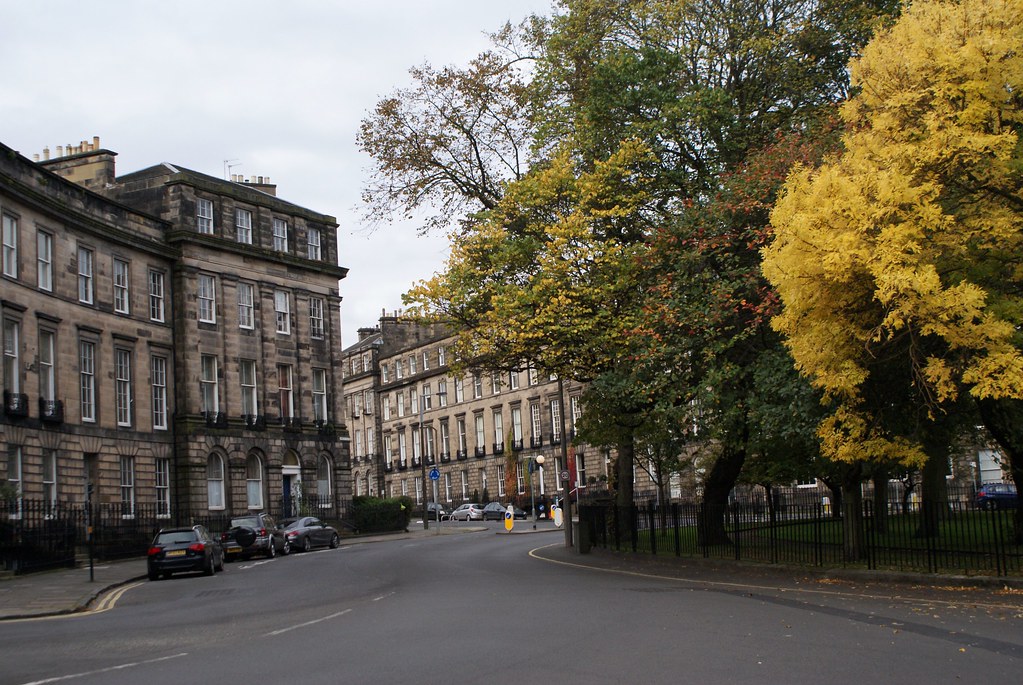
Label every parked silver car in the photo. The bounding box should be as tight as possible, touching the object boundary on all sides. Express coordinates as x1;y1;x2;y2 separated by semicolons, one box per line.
448;503;484;521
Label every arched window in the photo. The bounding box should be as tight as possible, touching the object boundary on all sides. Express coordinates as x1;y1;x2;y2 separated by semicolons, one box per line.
207;454;225;510
354;471;363;497
246;453;264;509
317;455;332;504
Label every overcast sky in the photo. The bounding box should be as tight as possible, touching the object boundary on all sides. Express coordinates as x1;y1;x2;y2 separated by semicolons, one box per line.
0;0;553;347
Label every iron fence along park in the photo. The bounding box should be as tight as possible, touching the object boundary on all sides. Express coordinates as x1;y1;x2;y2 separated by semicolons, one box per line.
578;486;1022;577
1;496;352;574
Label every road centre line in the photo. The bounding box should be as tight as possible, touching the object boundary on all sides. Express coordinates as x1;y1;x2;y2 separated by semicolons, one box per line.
18;653;188;685
528;544;1023;611
265;608;352;636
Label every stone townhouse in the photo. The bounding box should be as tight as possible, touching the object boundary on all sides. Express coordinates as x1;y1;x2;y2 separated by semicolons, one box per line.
2;137;351;523
1;140;177;515
342;313;619;514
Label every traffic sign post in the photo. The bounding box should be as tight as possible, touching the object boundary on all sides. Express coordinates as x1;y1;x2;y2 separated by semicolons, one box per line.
504;505;514;532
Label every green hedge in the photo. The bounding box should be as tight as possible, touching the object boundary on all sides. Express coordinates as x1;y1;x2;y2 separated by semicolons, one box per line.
352;496;413;533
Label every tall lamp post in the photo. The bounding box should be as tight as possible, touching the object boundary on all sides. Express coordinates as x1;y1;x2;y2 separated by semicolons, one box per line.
526;454;545;530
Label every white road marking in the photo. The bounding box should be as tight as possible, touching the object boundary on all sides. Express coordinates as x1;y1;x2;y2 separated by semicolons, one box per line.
265;608;352;636
18;653;188;685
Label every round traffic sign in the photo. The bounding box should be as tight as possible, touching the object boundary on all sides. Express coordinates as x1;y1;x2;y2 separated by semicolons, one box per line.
429;467;440;480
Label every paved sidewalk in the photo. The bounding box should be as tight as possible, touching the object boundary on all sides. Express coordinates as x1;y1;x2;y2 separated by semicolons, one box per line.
0;523;558;621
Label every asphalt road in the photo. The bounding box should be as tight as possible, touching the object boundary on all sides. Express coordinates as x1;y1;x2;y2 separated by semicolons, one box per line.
2;524;1021;684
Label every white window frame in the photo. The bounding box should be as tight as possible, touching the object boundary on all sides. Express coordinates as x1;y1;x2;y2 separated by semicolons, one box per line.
77;245;94;304
278;364;294;418
461;470;469;499
207;454;225;510
550;399;562;442
37;230;52;291
42;449;57;511
237;282;254;329
201;354;219;415
120;455;136;518
7;446;22;518
474;414;485;451
198;274;216;323
275;290;291;334
196;198;214;234
313;368;327;423
156;457;171;517
2;213;17;279
113;258;130;314
497;464;506;497
236;208;253;244
317;456;332;503
246;454;264;509
438;379;448;407
3;319;19;395
79;340;95;422
307;227;322;260
151;355;168;430
493;409;504;448
149;269;165;322
273;218;289;252
115;348;132;427
309;297;325;339
39;328;55;401
240;359;258;416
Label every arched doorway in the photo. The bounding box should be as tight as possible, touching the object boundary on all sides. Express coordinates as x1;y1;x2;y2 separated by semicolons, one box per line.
281;450;302;517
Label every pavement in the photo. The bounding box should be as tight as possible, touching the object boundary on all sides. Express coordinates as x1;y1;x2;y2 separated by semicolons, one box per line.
3;521;1021;621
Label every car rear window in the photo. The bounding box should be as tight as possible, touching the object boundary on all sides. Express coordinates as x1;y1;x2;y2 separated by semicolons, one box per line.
157;531;197;544
231;517;260;528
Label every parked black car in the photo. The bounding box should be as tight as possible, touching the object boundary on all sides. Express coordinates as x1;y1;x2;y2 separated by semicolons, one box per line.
220;513;289;560
482;502;527;521
147;525;224;580
425;502;449;521
279;516;341;552
976;482;1018;510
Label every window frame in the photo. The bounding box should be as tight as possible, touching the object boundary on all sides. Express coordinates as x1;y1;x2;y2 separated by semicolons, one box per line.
207;453;226;510
79;339;96;423
240;359;258;416
312;368;327;424
307;227;322;260
274;290;291;334
309;297;325;339
113;258;131;314
237;282;254;329
115;348;133;427
2;213;17;279
196;198;214;234
77;245;94;304
198;274;217;324
37;230;52;291
148;269;166;322
200;354;219;415
151;354;168;430
235;208;253;244
273;217;289;252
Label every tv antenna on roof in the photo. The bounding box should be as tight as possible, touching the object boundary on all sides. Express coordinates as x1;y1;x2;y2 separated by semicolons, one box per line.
224;159;240;180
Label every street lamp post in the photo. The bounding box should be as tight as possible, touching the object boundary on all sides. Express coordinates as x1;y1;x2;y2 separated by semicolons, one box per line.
526;454;545;530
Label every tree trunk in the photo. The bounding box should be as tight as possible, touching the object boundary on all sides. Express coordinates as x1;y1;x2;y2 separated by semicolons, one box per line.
871;467;890;534
840;464;866;562
916;420;952;538
977;397;1023;545
698;443;746;546
614;434;636;547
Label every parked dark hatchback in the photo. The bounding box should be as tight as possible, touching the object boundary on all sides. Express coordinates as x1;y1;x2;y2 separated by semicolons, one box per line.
280;516;340;552
482;502;527;521
220;513;289;560
147;525;224;580
976;483;1018;510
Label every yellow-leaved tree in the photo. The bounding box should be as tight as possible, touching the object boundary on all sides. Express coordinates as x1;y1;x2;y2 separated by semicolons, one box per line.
763;0;1023;539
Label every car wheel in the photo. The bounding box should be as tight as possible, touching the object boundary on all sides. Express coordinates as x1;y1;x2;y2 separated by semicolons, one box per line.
148;569;159;581
302;536;312;553
330;533;340;548
282;539;291;555
162;572;172;579
267;540;277;559
216;554;225;572
204;555;215;576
